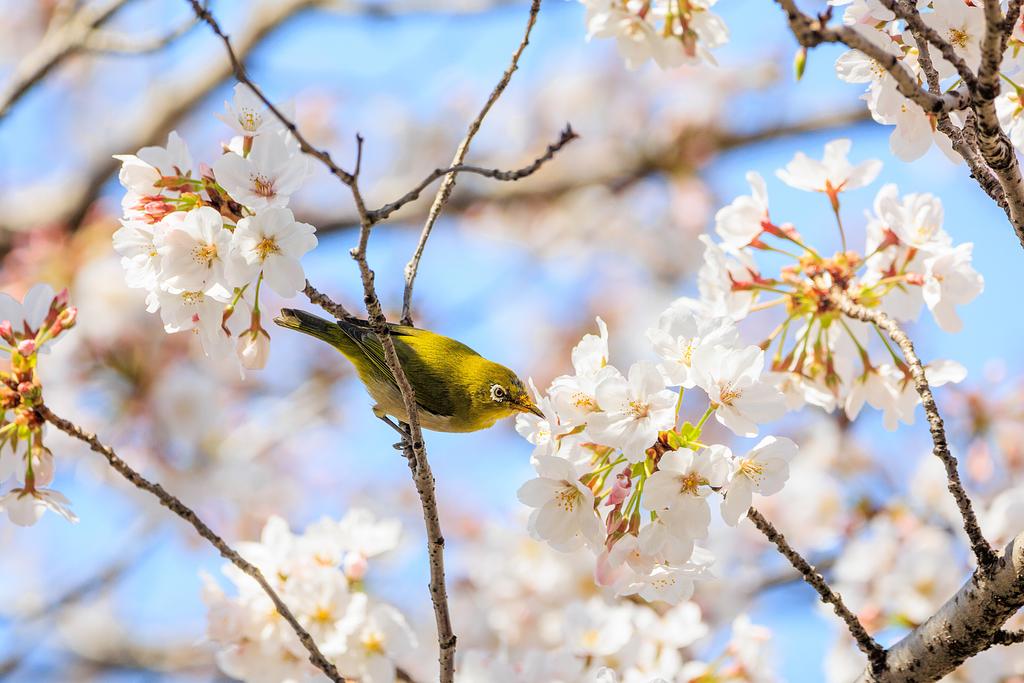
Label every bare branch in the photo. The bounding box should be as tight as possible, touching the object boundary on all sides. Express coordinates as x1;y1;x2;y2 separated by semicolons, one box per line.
746;507;887;674
81;10;201;55
855;533;1024;682
401;0;543;325
828;288;997;568
303;280;355;320
0;0;134;121
36;404;346;682
369;124;579;223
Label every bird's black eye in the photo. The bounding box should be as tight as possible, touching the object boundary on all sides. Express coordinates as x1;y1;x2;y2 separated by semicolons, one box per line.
490;384;507;402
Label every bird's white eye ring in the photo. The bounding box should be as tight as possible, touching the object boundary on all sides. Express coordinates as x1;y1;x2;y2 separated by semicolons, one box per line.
490;384;507;402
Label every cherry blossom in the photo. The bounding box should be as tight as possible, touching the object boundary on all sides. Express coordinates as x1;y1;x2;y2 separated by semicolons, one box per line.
517;454;604;551
213;132;309;210
720;436;798;526
225;207;318;297
586;361;677;460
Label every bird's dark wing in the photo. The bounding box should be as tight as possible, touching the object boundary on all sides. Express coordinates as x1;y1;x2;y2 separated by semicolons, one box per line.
334;319;477;419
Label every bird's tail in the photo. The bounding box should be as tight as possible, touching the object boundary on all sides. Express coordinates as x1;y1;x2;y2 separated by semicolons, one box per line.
274;308;348;348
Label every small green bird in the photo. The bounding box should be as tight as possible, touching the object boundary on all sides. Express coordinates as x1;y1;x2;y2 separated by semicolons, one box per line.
274;308;543;432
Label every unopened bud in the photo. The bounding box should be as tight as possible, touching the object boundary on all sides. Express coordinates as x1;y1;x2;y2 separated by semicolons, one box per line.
343;552;368;581
794;47;807;81
16;339;36;356
57;306;77;331
0;320;14;345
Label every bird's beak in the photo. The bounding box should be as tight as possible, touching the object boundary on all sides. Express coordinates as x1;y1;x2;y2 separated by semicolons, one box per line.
518;398;545;419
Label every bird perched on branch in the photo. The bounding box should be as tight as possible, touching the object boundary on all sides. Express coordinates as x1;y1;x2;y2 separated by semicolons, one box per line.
274;308;543;432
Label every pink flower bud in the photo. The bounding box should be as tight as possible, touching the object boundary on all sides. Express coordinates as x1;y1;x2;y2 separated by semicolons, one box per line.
604;468;632;507
16;339;36;356
343;552;368;581
17;381;33;394
0;320;14;345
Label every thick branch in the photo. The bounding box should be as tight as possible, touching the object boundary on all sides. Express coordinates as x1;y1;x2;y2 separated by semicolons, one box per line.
401;0;542;324
746;507;887;673
828;288;997;567
36;405;346;683
855;533;1024;682
772;0;970;114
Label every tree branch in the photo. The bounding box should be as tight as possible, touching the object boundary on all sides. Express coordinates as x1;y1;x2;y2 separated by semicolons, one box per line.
400;0;542;325
828;288;997;568
772;0;970;114
855;533;1024;682
0;0;134;121
746;507;887;674
36;404;347;683
368;124;578;223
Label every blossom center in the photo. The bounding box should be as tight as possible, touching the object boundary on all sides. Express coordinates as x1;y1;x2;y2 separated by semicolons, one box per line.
573;392;598;412
555;485;582;512
678;472;704;495
239;108;261;132
180;290;206;306
651;575;677;590
255;236;280;261
250;173;276;198
192;242;219;266
361;629;385;654
947;27;969;49
718;382;742;405
739;458;764;482
627;399;650;419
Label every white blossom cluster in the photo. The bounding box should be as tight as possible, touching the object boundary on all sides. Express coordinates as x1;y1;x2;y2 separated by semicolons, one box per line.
581;0;729;70
454;521;780;682
832;0;1024;161
515;304;796;604
515;137;982;604
708;138;981;429
0;284;78;526
202;509;415;683
112;84;318;373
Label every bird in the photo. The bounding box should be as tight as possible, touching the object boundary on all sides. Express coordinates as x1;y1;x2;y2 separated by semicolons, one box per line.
274;308;544;433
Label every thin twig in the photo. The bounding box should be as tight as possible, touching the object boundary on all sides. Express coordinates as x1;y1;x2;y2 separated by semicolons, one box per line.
401;0;543;325
303;280;355;320
828;288;997;568
746;507;887;674
369;124;578;223
186;0;356;187
37;404;347;683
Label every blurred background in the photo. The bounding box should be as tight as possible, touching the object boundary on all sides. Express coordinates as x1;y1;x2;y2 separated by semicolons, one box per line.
2;0;1024;681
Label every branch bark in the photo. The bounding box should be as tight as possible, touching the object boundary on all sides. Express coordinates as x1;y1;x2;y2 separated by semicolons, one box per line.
828;288;997;568
854;532;1024;682
37;404;347;683
746;507;887;674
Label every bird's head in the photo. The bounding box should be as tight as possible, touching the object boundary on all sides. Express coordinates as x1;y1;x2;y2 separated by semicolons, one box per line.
468;360;544;424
